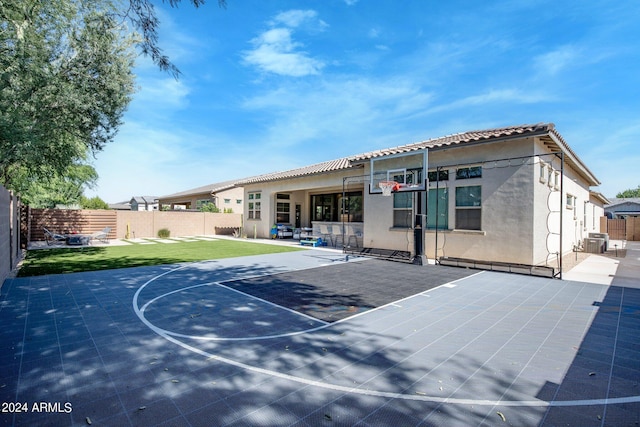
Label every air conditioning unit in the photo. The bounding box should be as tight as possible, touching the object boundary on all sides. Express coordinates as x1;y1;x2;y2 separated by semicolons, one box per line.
584;238;604;254
588;232;609;251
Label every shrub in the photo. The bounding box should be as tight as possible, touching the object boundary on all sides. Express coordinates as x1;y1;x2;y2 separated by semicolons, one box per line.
157;228;170;238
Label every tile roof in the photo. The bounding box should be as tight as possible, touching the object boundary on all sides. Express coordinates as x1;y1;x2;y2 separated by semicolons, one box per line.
349;123;562;161
159;180;239;199
236;158;354;185
238;123;599;186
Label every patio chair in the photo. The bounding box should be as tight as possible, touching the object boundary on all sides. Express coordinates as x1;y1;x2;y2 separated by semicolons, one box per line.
343;224;360;249
43;227;66;246
318;224;334;247
89;227;111;244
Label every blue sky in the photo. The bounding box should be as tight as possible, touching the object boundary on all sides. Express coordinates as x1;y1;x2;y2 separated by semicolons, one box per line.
86;0;640;203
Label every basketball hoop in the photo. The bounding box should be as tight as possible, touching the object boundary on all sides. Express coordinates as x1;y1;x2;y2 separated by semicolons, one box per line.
379;181;400;196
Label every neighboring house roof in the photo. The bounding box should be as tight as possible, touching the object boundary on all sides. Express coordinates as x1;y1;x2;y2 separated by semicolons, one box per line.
238;123;600;187
131;196;159;204
159;180;240;199
605;198;640;217
109;202;131;210
605;197;640;208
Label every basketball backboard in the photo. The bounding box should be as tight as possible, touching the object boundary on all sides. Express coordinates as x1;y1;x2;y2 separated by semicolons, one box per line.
369;149;428;194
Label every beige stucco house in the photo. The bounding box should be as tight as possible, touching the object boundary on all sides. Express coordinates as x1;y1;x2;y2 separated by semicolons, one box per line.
238;123;607;270
157;180;244;214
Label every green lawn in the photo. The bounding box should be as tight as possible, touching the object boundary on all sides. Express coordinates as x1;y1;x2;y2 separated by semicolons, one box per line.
18;239;303;277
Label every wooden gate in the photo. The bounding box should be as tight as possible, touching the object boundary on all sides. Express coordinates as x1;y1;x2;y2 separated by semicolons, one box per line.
607;219;626;240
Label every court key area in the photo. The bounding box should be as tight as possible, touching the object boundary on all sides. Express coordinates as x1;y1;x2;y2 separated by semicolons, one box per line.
1;249;639;426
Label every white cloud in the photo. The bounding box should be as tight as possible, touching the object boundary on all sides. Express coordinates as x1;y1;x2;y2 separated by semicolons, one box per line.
132;77;191;111
533;45;581;75
240;77;434;153
270;10;321;29
242;10;326;77
428;88;553;114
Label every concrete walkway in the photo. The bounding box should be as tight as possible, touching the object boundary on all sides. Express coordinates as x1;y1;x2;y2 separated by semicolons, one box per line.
563;240;639;286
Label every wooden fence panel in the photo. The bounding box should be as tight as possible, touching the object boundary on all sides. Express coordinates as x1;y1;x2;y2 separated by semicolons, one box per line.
26;209;243;241
606;219;627;240
628;217;640;241
28;209;117;241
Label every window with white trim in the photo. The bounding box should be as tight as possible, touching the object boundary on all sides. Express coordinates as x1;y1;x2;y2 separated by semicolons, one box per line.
393;192;413;228
455;185;482;230
276;194;291;223
539;161;547;183
248;192;261;219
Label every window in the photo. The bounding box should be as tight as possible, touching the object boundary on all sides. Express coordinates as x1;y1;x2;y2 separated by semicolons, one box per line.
427;188;448;229
248;192;261;219
312;194;334;222
428;169;449;182
276;202;290;223
566;194;575;210
539;161;547;183
455;186;481;230
311;192;362;222
554;171;560;190
224;198;231;204
547;166;554;188
276;194;291;223
196;199;213;209
393;192;413;228
456;166;482;180
339;192;363;222
236;199;242;204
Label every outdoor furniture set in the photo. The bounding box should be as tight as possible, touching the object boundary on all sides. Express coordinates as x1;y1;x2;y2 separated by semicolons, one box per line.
43;227;111;246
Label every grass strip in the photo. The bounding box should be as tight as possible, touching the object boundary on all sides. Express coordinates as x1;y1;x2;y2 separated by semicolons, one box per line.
18;239;303;277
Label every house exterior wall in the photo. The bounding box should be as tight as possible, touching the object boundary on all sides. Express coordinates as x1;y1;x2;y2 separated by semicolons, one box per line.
158;187;244;214
241;133;600;267
214;187;244;213
243;169;362;239
364;137;538;264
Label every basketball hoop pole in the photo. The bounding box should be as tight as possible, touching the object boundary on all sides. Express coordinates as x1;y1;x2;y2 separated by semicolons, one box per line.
413;185;428;266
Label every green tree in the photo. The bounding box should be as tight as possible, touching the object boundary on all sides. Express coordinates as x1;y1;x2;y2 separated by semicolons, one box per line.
616;186;640;198
80;195;110;210
199;202;220;213
13;162;99;208
127;0;227;77
0;0;136;198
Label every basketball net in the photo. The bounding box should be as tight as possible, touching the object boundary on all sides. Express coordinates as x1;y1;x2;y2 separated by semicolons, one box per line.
379;181;400;196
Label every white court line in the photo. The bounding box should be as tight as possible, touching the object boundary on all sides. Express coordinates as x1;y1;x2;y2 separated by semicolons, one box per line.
137;281;331;341
132;263;640;408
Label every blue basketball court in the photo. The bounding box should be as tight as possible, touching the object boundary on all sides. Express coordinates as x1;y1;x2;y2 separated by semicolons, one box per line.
1;245;639;426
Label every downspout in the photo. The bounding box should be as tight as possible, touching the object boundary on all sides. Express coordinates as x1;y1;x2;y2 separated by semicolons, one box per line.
559;152;564;279
435;166;440;263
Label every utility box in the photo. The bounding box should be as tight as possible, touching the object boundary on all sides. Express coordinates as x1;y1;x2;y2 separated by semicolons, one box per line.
584;237;605;254
588;232;609;251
